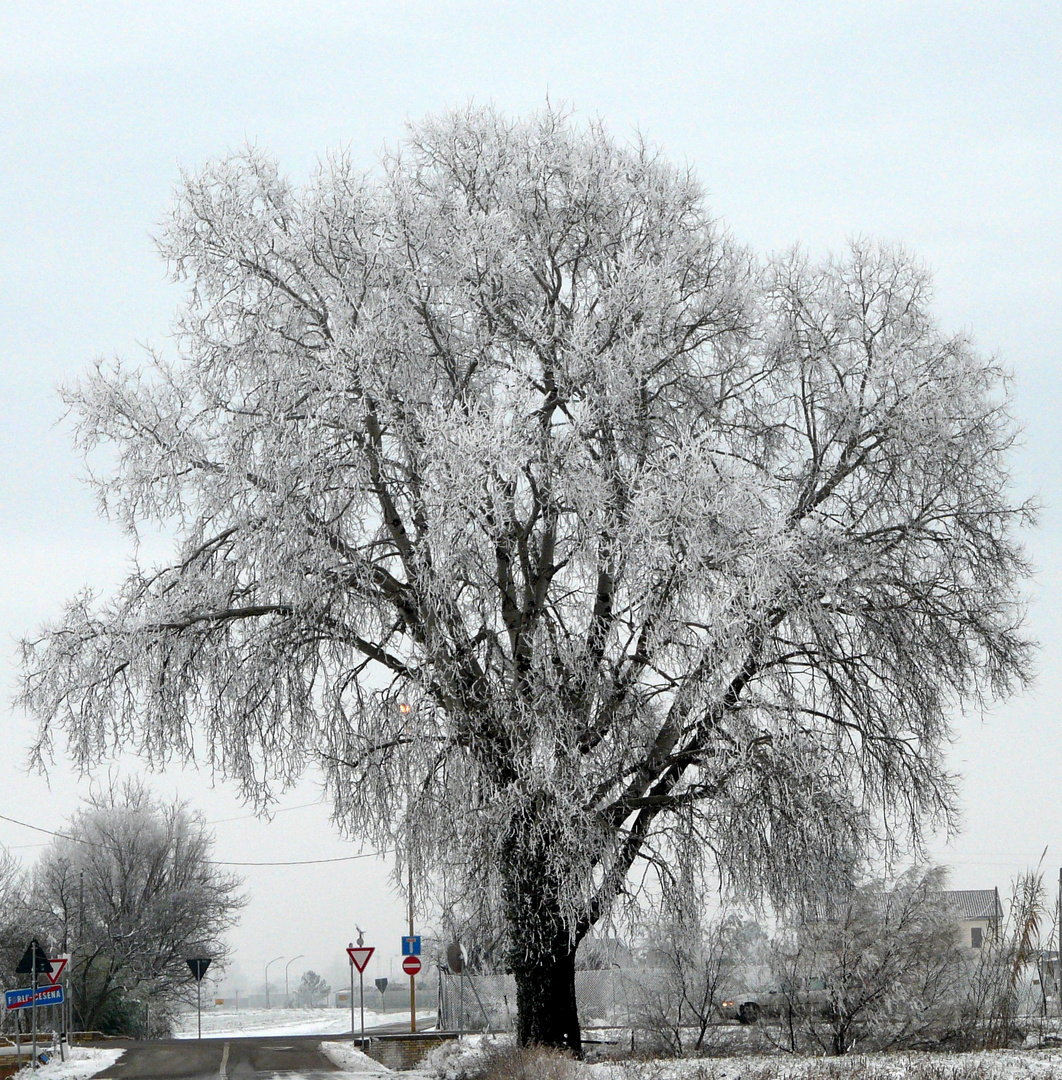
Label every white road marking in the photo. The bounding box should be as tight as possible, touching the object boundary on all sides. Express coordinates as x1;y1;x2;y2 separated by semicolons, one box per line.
219;1040;229;1078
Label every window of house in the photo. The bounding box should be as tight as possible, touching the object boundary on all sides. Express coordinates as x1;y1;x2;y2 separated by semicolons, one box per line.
971;927;983;949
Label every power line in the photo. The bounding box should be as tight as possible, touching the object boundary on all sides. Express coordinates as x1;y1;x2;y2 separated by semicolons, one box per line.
0;812;86;844
206;800;326;825
0;810;386;867
213;851;387;867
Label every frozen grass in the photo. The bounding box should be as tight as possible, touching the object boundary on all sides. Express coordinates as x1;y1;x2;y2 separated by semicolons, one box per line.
426;1036;1062;1080
584;1055;1062;1079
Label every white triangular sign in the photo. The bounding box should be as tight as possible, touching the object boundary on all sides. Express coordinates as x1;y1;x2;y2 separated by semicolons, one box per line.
347;946;374;973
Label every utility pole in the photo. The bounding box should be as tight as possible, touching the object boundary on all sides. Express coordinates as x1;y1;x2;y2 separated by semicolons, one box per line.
75;870;83;1039
408;861;416;1034
1057;867;1061;1016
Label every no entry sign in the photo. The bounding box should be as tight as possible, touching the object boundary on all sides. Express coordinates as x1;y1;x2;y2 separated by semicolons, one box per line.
401;955;421;976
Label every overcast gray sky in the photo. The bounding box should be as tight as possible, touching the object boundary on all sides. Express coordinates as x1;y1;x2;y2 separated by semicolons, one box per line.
2;1;1060;996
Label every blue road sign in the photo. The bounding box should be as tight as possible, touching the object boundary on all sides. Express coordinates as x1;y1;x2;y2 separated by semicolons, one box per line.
401;935;421;956
5;984;64;1010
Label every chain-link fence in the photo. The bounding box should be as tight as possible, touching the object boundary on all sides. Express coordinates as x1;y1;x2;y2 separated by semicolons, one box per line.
437;968;655;1032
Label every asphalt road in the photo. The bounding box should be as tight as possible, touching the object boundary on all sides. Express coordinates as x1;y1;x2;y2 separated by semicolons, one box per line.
94;1033;343;1079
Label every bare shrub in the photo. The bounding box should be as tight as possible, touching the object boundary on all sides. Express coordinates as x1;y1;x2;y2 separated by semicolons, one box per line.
470;1042;577;1080
767;867;965;1054
630;908;767;1054
950;868;1047;1050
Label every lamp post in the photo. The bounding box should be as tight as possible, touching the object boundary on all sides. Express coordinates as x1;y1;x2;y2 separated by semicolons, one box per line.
284;955;304;1007
264;956;284;1009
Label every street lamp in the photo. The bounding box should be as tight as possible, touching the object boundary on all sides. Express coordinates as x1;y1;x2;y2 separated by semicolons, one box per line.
264;955;284;1009
284;955;304;1007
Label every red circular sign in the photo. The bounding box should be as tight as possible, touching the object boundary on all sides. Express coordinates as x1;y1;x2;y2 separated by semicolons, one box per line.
402;955;421;976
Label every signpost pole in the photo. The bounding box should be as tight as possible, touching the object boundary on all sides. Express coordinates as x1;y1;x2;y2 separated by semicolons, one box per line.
31;940;38;1070
346;944;375;1042
185;958;211;1041
58;958;66;1062
348;944;355;1041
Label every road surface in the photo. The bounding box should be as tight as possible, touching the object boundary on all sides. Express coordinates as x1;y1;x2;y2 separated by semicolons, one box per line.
94;1033;343;1078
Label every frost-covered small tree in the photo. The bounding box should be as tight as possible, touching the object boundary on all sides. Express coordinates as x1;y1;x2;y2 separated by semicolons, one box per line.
20;107;1032;1053
633;908;766;1054
30;782;244;1036
770;867;963;1054
0;847;33;1006
297;970;330;1008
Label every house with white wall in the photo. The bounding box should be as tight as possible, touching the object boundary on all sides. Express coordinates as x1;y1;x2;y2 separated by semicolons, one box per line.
941;888;1003;950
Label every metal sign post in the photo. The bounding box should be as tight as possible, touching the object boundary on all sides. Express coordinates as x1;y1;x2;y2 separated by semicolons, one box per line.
358;930;364;1041
346;941;375;1041
16;939;51;1070
46;956;68;1063
348;944;355;1040
185;958;212;1040
32;941;38;1069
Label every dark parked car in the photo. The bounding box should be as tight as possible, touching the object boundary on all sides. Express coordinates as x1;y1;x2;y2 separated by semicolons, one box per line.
719;979;831;1024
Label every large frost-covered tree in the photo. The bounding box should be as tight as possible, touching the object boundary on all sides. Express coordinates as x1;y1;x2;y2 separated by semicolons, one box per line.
21;107;1032;1052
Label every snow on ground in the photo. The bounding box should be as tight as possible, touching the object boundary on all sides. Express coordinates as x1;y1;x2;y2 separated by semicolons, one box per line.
172;1005;435;1039
426;1035;1062;1080
319;1041;411;1076
581;1053;1062;1079
9;1047;123;1080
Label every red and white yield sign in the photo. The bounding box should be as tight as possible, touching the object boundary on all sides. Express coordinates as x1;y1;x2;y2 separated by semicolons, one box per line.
401;955;421;977
46;956;68;986
347;946;374;973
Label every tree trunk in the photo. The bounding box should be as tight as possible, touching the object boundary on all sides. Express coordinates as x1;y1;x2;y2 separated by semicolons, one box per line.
512;936;581;1055
501;833;586;1056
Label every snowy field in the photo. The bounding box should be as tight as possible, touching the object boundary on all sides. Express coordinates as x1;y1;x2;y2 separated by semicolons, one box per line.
172;1004;436;1039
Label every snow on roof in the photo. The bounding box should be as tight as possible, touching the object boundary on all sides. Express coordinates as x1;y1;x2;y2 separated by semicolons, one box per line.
941;889;1003;921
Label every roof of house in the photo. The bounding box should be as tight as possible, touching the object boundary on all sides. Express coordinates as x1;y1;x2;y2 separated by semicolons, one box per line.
941;889;1003;921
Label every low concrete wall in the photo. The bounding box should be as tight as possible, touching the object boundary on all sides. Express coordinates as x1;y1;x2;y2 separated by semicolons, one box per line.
358;1031;457;1071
